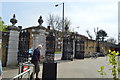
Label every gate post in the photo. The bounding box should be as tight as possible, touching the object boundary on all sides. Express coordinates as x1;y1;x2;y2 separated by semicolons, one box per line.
6;14;20;66
32;16;46;57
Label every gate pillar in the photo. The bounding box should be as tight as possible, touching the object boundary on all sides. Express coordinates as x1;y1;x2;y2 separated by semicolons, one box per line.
6;14;20;66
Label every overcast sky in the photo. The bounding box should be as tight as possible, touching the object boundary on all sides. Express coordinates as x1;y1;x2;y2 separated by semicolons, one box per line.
0;0;119;42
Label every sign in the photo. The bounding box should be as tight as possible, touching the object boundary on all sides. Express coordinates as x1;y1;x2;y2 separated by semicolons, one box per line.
23;66;28;72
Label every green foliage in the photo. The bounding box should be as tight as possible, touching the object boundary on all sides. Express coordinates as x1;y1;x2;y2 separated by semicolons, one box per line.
0;17;8;32
97;66;106;76
98;50;120;80
117;67;120;73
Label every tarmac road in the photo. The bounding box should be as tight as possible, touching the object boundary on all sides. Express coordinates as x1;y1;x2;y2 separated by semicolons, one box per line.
2;54;112;79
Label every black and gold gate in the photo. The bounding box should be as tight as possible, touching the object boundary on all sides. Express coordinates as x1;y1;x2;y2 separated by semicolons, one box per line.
61;36;74;61
18;30;30;63
74;39;84;59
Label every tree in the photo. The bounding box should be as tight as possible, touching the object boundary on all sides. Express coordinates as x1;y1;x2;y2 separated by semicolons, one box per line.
97;29;107;41
0;17;8;32
87;28;107;41
47;14;71;31
86;30;93;40
107;37;116;44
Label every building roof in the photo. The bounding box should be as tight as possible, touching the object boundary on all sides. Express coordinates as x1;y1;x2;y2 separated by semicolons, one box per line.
78;34;88;39
24;26;46;30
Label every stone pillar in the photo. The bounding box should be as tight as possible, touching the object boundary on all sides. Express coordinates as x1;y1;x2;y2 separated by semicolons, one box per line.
32;28;46;56
7;30;19;66
34;34;38;49
38;29;46;56
34;16;46;56
6;14;20;66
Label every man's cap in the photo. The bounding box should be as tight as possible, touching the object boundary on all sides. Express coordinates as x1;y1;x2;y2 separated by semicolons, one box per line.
38;44;42;47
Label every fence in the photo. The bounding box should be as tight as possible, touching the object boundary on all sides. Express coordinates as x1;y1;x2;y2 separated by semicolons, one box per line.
11;69;31;80
10;62;34;80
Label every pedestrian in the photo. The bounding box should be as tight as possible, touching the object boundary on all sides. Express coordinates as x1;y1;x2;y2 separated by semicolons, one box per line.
31;44;43;80
0;59;2;80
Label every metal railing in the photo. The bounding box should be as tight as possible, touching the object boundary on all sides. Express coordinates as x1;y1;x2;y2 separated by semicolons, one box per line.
10;61;35;80
10;69;31;80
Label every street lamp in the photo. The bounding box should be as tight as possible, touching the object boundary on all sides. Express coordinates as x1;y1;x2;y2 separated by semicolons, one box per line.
55;2;64;32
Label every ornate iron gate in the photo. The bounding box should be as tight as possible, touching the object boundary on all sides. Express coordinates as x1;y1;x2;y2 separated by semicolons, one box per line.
18;30;30;63
61;36;73;60
45;31;55;63
2;32;9;66
74;39;84;59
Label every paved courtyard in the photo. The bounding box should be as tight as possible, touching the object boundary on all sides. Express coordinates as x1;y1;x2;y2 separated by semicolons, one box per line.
2;54;113;79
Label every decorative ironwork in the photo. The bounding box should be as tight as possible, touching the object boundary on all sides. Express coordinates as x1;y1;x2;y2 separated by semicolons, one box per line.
61;36;73;61
74;39;84;59
18;30;30;63
45;30;55;63
2;32;9;66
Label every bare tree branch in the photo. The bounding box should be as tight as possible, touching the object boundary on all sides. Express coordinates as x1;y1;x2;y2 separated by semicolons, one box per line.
47;14;71;31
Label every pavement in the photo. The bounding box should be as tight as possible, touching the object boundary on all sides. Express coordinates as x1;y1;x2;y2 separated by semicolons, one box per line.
1;54;113;79
2;54;62;79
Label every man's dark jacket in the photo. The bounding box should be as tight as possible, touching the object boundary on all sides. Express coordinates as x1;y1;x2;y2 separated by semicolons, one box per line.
32;48;40;61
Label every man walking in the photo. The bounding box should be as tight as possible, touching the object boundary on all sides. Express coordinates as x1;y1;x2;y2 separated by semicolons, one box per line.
31;44;42;80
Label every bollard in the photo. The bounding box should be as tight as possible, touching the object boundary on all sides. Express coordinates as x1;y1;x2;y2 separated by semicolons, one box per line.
42;62;57;80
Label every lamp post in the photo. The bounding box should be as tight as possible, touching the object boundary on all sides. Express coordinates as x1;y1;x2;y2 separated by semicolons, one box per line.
55;3;65;60
55;2;64;33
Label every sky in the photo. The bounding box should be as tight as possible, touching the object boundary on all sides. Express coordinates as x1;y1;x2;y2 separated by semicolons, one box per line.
0;0;119;42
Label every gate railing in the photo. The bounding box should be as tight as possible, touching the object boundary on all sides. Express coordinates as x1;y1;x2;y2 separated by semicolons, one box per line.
10;69;31;80
10;62;34;80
